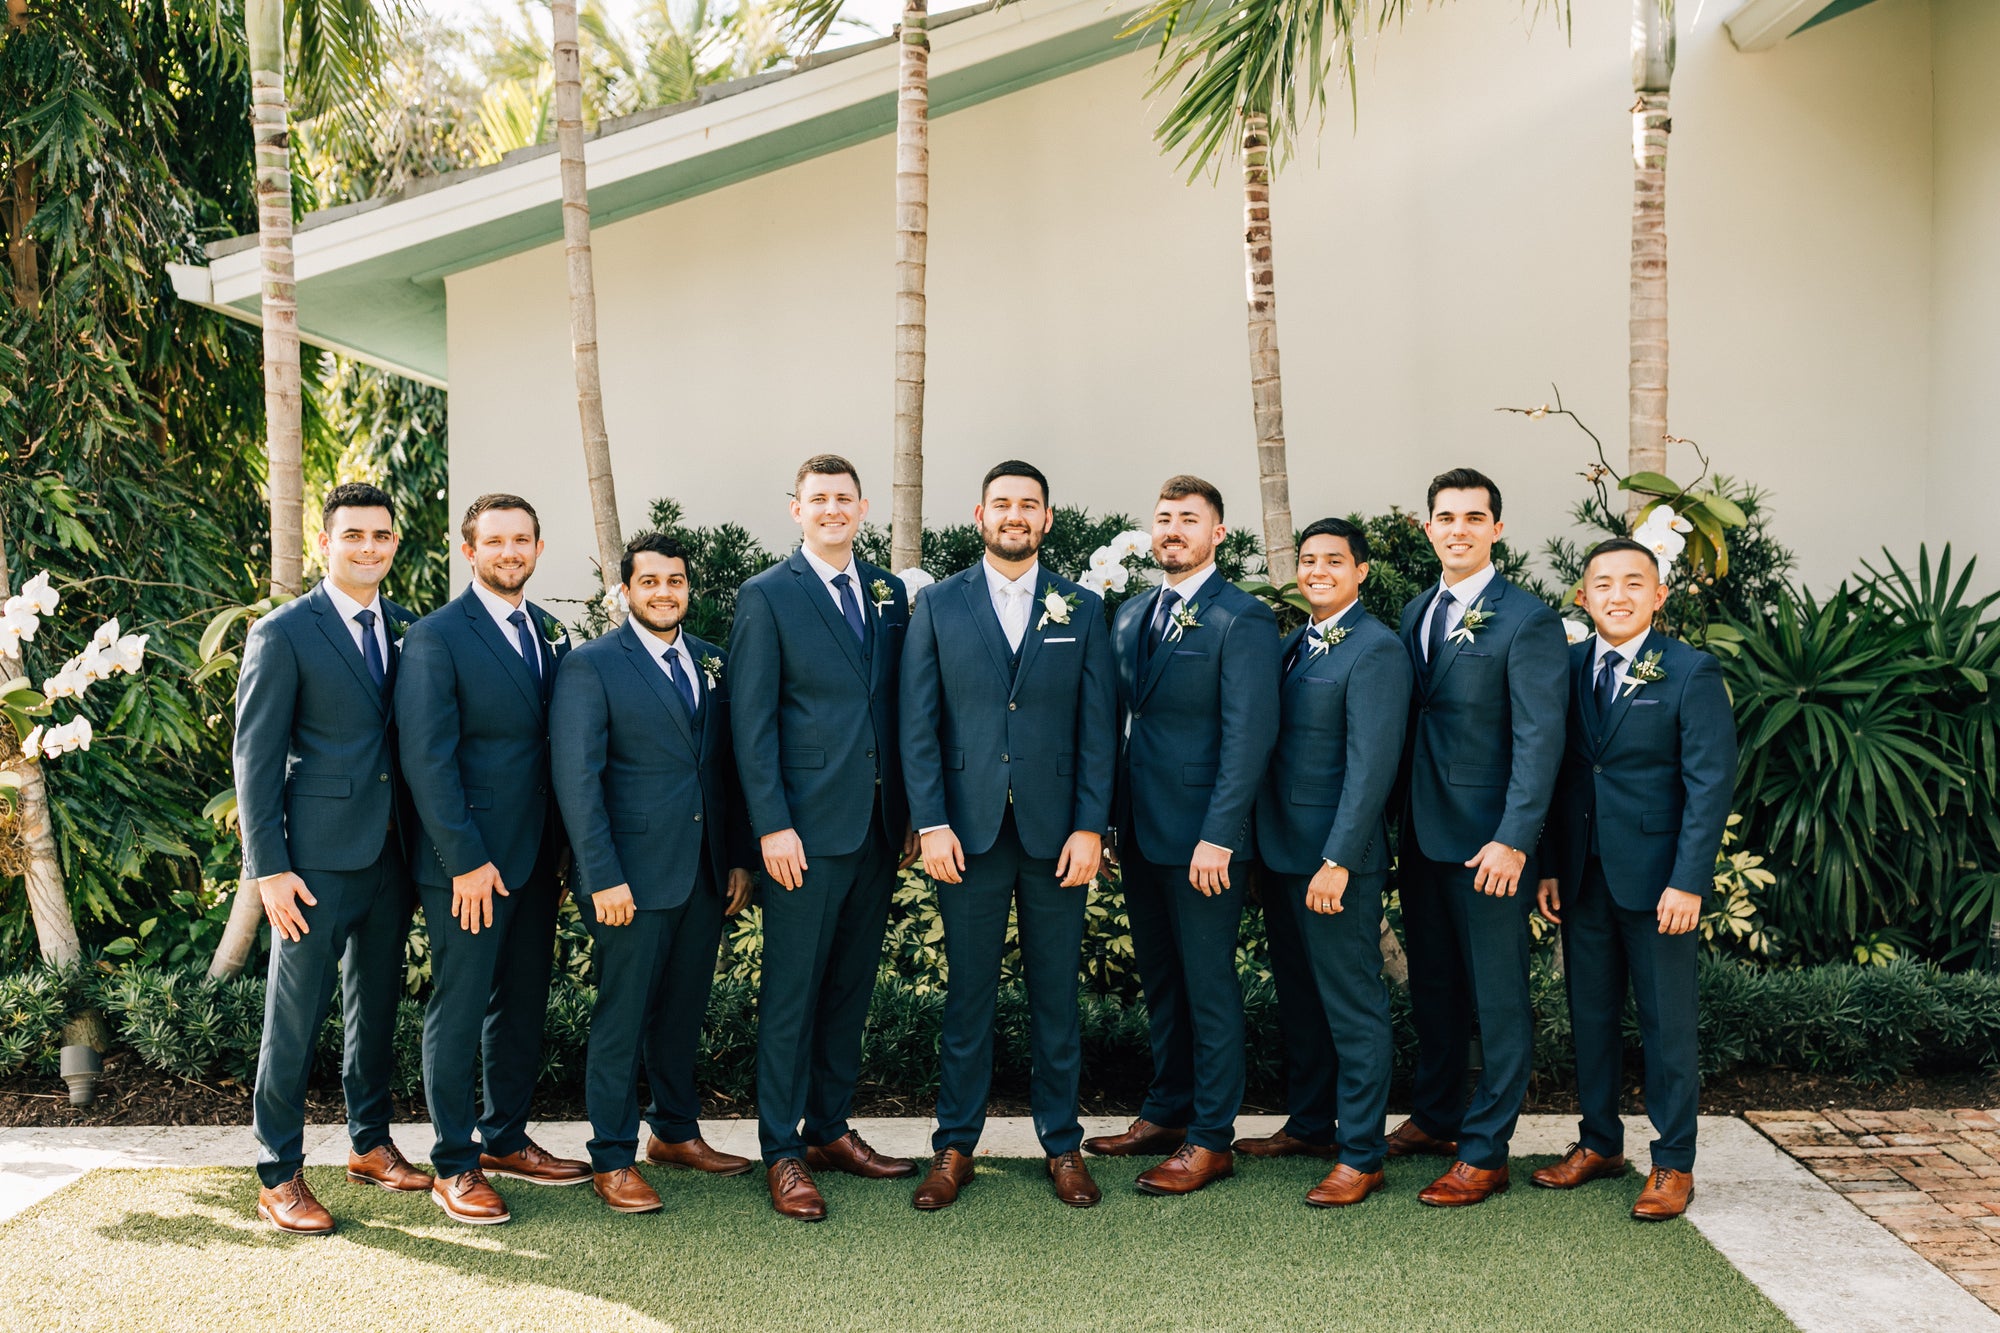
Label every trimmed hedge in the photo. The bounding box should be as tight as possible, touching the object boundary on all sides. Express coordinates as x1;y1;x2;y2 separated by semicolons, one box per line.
8;958;2000;1102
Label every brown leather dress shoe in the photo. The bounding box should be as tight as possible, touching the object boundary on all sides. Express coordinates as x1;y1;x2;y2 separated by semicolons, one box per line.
1082;1118;1187;1158
1631;1166;1695;1221
647;1134;755;1176
1135;1143;1235;1196
1233;1128;1337;1160
1383;1119;1459;1160
432;1168;511;1225
1531;1143;1629;1190
481;1140;592;1186
768;1158;828;1221
346;1143;433;1192
593;1166;664;1214
1305;1163;1387;1208
257;1170;335;1235
805;1130;916;1179
1418;1160;1511;1207
1047;1151;1101;1208
912;1148;975;1210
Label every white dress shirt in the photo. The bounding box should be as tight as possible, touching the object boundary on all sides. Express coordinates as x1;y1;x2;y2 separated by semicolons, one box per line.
637;620;703;707
1420;562;1500;660
1160;561;1218;610
323;580;390;662
1592;626;1651;695
984;558;1040;653
472;579;538;669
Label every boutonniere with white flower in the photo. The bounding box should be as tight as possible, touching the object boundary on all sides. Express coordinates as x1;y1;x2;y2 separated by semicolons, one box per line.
1036;590;1078;631
1165;601;1203;642
869;579;895;615
700;653;723;690
541;614;570;649
1617;648;1667;698
1309;624;1351;658
1446;598;1493;646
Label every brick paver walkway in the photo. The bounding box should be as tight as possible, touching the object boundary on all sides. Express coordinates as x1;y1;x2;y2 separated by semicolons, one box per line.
1748;1109;2000;1313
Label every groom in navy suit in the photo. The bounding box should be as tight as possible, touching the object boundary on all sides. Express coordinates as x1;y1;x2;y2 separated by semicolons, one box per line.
730;454;918;1221
1534;537;1736;1222
1391;467;1568;1207
900;461;1116;1210
236;482;429;1234
1086;475;1280;1196
397;494;590;1225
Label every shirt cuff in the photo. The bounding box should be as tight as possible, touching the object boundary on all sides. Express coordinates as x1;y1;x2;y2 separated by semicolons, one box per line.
918;824;951;835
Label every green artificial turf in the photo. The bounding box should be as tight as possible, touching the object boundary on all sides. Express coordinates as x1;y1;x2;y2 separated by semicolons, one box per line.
0;1156;1794;1332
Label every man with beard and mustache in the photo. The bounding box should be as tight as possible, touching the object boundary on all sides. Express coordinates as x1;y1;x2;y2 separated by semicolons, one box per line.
397;494;590;1224
1086;475;1280;1196
551;532;757;1215
899;461;1116;1210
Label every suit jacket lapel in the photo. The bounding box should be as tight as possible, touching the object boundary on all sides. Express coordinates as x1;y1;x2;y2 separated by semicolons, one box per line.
1572;642;1603;750
1278;624;1309;692
462;587;545;717
1425;577;1506;695
791;550;870;684
310;583;388;715
1009;569;1056;702
959;567;1015;692
622;620;698;757
686;633;719;762
1136;585;1177;706
1596;637;1653;750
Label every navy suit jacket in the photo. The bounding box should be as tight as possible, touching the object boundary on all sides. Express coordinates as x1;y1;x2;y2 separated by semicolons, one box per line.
1542;634;1737;912
394;585;566;891
1397;574;1568;867
234;581;415;880
727;549;909;857
1112;574;1281;864
1254;608;1413;877
899;564;1117;860
550;620;753;911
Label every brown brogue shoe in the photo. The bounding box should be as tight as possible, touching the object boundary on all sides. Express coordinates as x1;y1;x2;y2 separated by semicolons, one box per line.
1418;1160;1512;1207
1135;1143;1235;1196
346;1143;433;1192
1631;1166;1695;1221
912;1148;975;1211
804;1130;916;1180
1082;1118;1187;1158
432;1168;511;1225
1382;1119;1459;1160
646;1134;754;1176
257;1170;335;1235
593;1167;664;1214
1233;1128;1337;1160
1531;1143;1628;1190
1305;1163;1387;1208
481;1140;592;1186
1047;1151;1101;1208
768;1158;828;1221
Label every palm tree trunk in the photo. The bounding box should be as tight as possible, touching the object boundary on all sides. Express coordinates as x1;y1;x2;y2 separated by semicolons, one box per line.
1628;0;1674;516
890;0;929;576
553;0;626;594
1241;112;1294;586
247;0;303;597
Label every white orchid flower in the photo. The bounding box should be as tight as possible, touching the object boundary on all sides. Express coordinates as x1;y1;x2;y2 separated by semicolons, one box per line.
18;571;58;617
1563;618;1591;645
103;632;148;675
0;621;21;658
1100;562;1130;593
1088;545;1120;571
19;725;43;761
1078;569;1110;595
1;599;38;645
90;617;120;650
1112;530;1151;560
67;714;93;752
895;567;935;596
42;663;86;701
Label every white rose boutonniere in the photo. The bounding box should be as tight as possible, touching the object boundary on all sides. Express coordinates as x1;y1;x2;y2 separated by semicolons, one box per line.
1037;590;1078;631
1446;598;1493;646
700;653;724;690
869;578;895;615
541;614;570;649
1309;624;1350;658
1618;648;1667;698
1166;601;1203;643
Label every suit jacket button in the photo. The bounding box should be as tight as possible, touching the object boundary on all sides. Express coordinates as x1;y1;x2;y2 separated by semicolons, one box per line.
378;773;388;782
1593;765;1603;774
867;749;876;759
693;813;702;822
1009;702;1017;711
1001;754;1010;763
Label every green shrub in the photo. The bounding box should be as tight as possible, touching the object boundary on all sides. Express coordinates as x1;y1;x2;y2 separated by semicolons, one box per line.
0;967;81;1078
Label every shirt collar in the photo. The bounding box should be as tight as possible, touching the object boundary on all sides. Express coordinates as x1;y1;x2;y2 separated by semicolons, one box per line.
470;578;526;626
323;579;383;625
1437;562;1498;609
1312;599;1360;636
800;544;856;586
1594;627;1650;673
983;558;1040;598
628;617;684;658
1162;562;1217;607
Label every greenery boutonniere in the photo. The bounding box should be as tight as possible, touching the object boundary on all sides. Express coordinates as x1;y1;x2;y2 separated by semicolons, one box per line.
869;578;895;615
700;653;723;690
1165;601;1202;643
1447;598;1492;646
1037;590;1078;631
1309;623;1350;658
542;614;570;649
1618;648;1667;698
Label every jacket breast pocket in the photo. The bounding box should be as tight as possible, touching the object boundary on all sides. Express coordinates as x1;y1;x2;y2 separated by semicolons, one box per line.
1182;763;1218;787
1447;763;1505;788
1630;698;1662;707
1172;649;1209;658
780;747;825;769
1301;676;1340;687
1456;650;1494;660
1640;807;1680;834
290;774;351;799
1289;781;1339;807
943;748;965;770
463;786;493;810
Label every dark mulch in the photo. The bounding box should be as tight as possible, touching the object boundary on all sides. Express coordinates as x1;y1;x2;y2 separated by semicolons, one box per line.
4;1051;1995;1130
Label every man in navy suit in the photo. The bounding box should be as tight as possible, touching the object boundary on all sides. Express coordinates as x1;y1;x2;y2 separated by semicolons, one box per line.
729;454;918;1221
1391;467;1568;1207
553;532;758;1216
1533;537;1736;1222
1242;518;1412;1208
900;461;1116;1211
1084;475;1280;1196
396;494;590;1225
235;482;429;1234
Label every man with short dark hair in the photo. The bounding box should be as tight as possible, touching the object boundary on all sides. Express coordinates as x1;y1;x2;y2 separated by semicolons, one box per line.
552;532;758;1215
237;482;429;1233
397;493;590;1225
1390;467;1568;1207
1085;475;1280;1196
1532;537;1735;1221
1242;518;1412;1208
900;461;1116;1210
730;455;918;1220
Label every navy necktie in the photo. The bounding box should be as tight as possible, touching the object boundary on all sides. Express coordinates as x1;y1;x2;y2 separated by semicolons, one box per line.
1288;626;1323;678
1424;587;1453;675
354;608;386;690
663;647;696;719
1141;586;1181;673
831;572;866;643
1595;649;1623;717
507;609;541;682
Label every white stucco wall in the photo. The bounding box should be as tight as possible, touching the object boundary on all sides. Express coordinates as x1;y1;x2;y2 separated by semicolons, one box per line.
446;0;1947;606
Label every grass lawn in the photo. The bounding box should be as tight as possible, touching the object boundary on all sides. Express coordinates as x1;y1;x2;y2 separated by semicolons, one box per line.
0;1155;1792;1332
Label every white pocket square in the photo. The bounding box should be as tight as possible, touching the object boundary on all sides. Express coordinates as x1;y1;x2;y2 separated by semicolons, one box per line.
1044;637;1076;644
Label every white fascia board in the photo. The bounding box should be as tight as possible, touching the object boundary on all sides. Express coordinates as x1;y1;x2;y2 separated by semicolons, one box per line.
1724;0;1826;51
165;261;449;388
205;0;1137;308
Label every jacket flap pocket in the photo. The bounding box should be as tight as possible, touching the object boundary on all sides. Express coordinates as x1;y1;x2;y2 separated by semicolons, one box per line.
610;811;650;834
943;748;965;771
1182;763;1218;787
463;786;493;810
780;747;825;769
1640;807;1679;834
1447;763;1506;788
290;774;351;799
1290;781;1339;807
